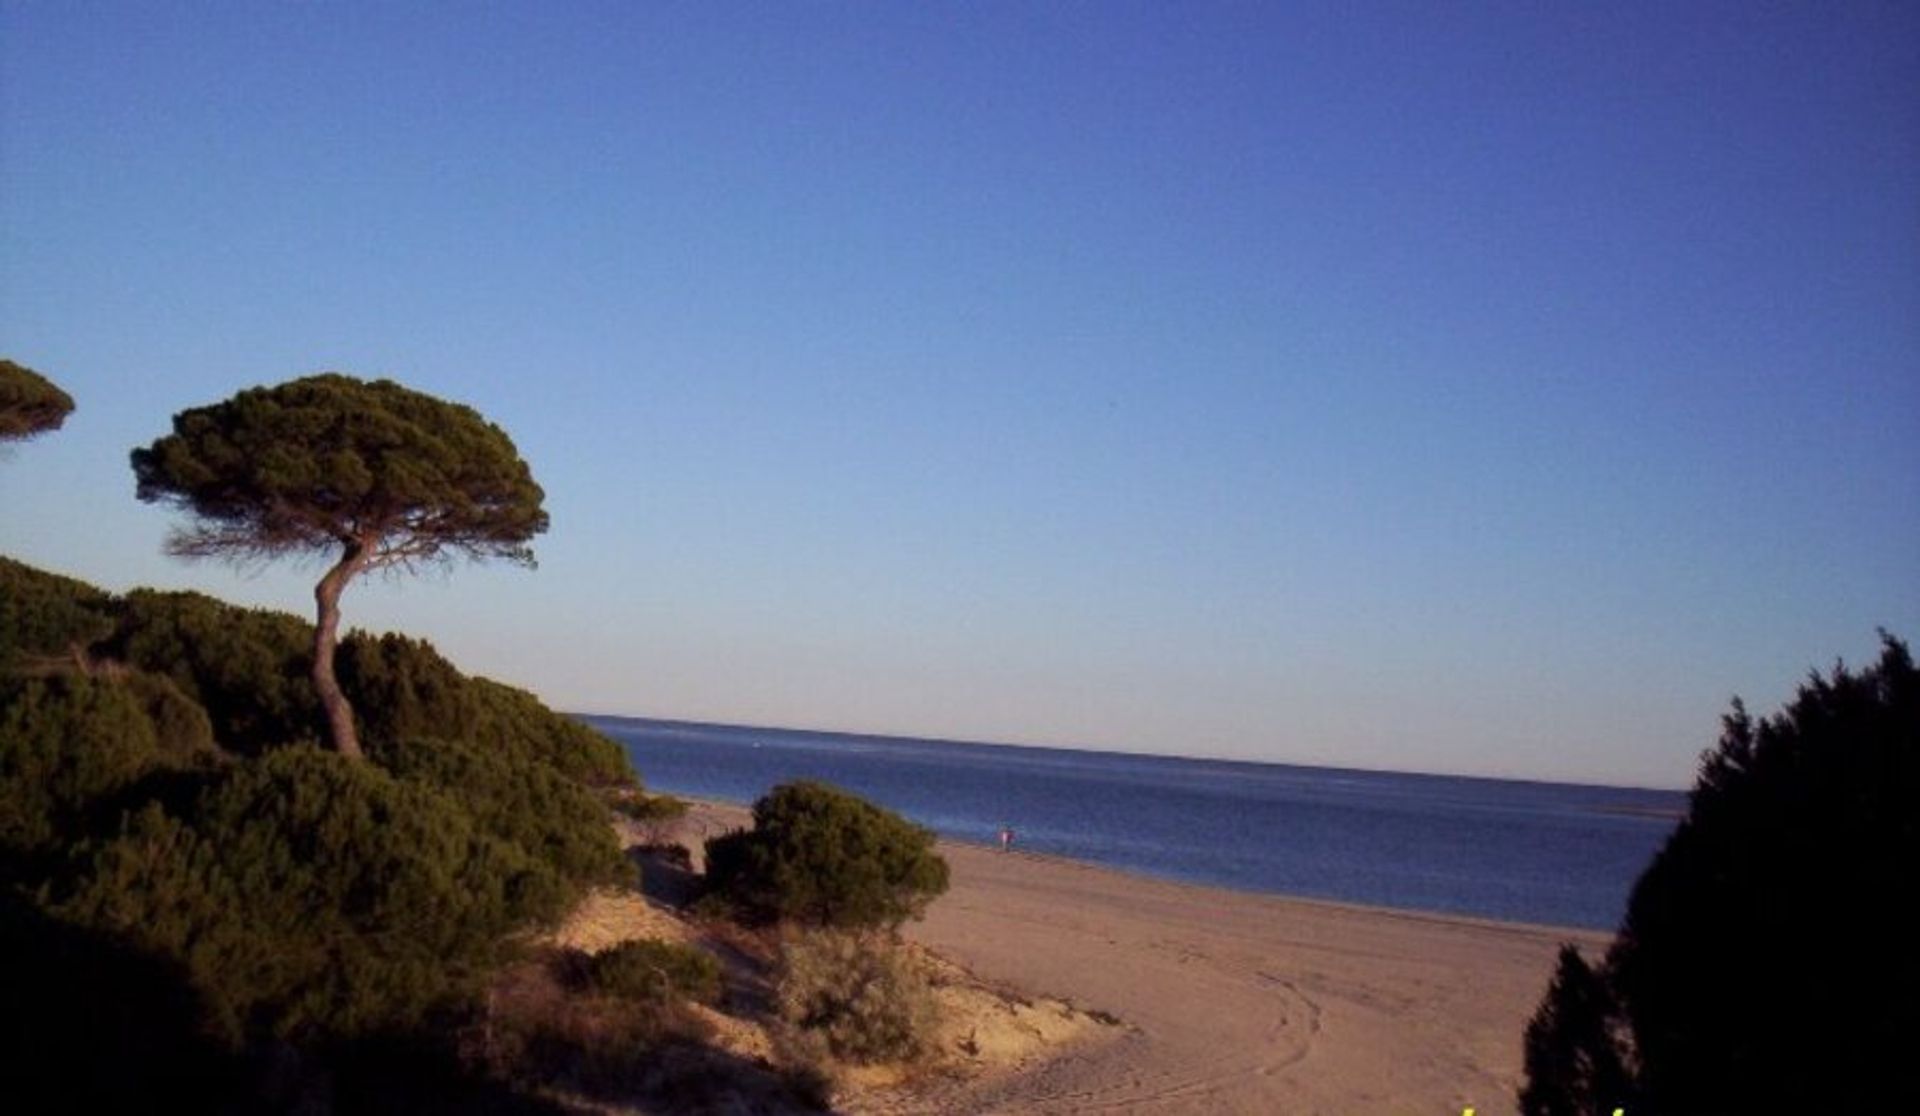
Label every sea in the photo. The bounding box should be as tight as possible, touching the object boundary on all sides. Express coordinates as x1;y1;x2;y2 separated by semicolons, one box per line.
584;716;1686;932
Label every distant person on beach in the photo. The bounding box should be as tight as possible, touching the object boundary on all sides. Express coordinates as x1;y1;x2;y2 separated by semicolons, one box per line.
999;824;1015;852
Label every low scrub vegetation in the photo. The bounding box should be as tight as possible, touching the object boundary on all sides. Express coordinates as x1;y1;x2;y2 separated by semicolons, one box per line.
580;939;723;1006
613;790;690;822
775;930;940;1064
703;780;949;929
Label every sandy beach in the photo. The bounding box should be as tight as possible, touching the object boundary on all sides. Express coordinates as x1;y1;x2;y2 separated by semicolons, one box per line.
668;801;1602;1115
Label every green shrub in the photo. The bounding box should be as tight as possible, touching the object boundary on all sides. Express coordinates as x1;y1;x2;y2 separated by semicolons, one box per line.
704;781;948;929
60;747;569;1042
583;940;723;1005
462;676;636;788
105;589;318;753
775;931;938;1064
377;734;629;889
339;632;636;787
0;673;172;854
118;669;217;761
0;555;115;667
4;560;635;787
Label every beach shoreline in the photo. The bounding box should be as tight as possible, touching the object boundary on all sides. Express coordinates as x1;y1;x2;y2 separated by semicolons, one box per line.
670;797;1602;1115
669;793;1610;940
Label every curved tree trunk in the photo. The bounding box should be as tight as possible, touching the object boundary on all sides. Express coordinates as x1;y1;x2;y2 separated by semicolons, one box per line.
313;539;371;758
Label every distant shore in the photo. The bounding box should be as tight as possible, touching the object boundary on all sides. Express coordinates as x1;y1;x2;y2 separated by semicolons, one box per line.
673;798;1600;1115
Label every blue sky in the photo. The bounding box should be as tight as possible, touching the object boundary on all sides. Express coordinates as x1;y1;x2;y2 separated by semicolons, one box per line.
3;2;1915;787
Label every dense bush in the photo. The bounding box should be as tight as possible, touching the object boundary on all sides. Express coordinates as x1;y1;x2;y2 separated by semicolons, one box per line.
0;555;115;667
341;632;635;787
460;676;637;788
3;558;635;784
582;940;723;1005
105;588;319;753
116;668;218;760
59;747;570;1042
704;781;949;929
377;734;629;889
1520;634;1919;1114
776;931;939;1064
0;672;180;856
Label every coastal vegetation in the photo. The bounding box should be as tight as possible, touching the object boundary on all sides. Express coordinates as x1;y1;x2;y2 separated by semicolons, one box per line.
579;939;724;1006
1520;633;1918;1114
131;374;550;759
3;371;975;1110
0;554;643;1107
703;779;950;929
776;929;941;1064
698;783;955;1084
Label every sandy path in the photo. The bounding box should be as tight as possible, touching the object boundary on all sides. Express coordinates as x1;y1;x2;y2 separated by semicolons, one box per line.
898;842;1602;1115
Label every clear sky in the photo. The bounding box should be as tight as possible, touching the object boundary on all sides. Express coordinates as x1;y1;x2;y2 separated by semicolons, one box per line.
3;2;1915;787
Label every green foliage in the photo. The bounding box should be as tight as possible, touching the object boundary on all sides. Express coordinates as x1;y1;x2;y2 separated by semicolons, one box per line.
105;588;318;753
1519;634;1919;1114
0;358;74;441
60;748;569;1042
117;668;218;761
0;554;115;667
0;556;655;1107
131;373;548;564
775;931;939;1064
377;734;629;889
704;781;949;929
336;630;471;743
0;672;176;855
341;632;635;787
582;940;723;1005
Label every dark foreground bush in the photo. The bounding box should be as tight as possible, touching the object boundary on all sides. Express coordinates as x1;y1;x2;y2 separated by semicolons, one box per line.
59;747;569;1042
703;781;948;929
582;939;723;1005
1520;634;1919;1114
0;890;240;1112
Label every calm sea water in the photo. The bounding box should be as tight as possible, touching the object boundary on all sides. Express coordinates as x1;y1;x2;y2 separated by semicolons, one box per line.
584;716;1684;931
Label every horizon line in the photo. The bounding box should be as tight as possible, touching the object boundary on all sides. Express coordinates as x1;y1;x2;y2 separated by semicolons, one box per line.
571;708;1693;796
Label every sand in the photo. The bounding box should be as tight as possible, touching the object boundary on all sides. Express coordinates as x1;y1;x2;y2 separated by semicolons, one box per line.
649;801;1602;1115
892;841;1605;1116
